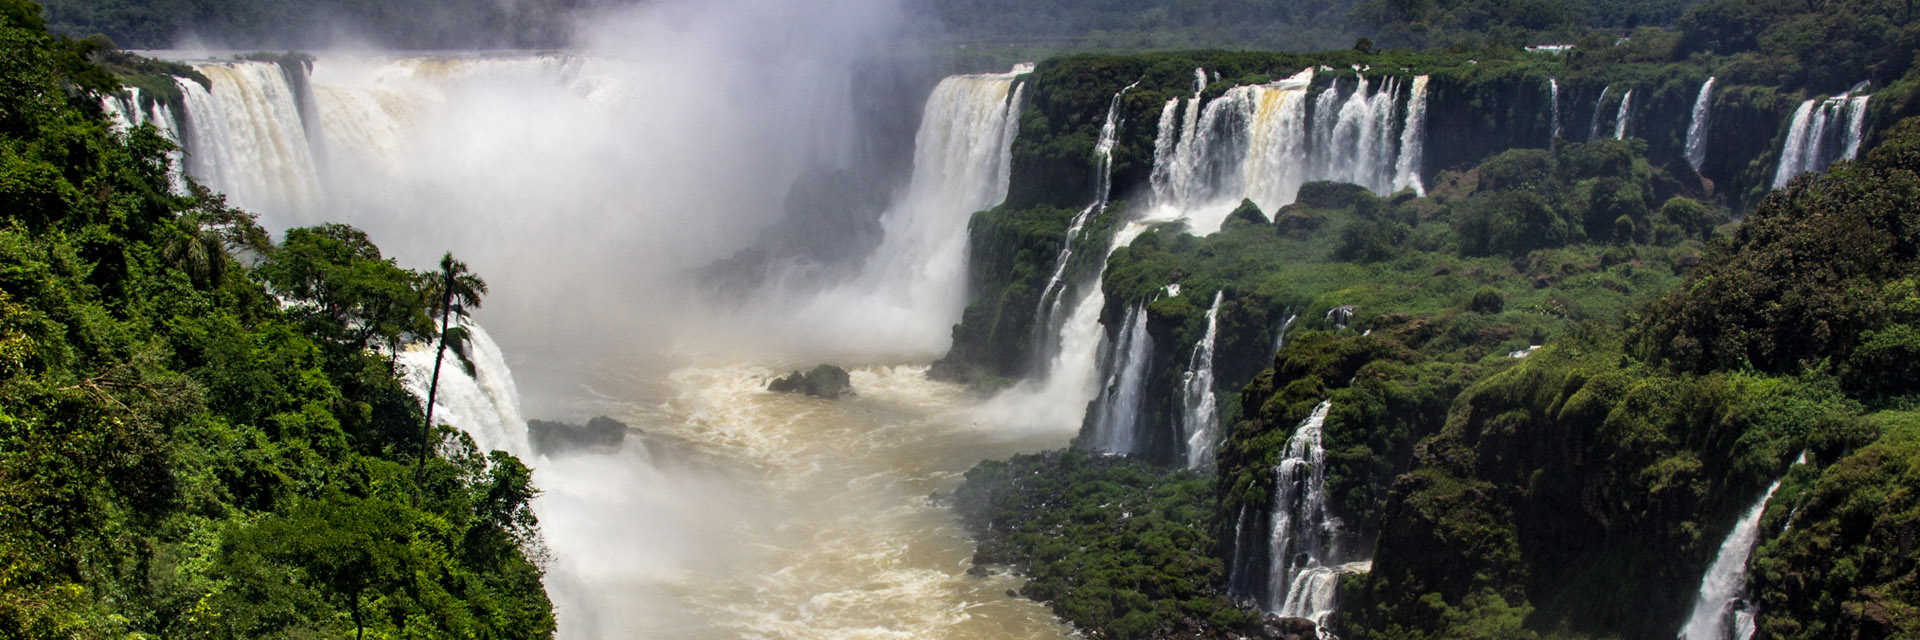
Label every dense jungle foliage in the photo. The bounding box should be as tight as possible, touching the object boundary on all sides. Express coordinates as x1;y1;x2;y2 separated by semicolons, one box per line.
0;2;554;637
953;451;1262;639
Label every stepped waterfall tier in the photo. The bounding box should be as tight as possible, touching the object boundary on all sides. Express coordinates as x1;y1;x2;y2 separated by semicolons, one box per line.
1772;86;1872;187
1180;292;1225;470
1679;453;1806;640
1034;81;1137;353
1686;77;1715;170
1147;68;1428;233
1261;400;1366;619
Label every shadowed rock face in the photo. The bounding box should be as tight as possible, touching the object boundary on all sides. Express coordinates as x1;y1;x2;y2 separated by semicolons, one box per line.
769;364;855;399
528;416;632;456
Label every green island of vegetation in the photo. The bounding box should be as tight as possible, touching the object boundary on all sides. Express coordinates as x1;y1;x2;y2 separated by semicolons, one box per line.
0;2;553;636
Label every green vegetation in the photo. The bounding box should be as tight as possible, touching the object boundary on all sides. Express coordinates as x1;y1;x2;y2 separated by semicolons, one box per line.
1335;115;1920;637
0;2;552;636
952;450;1261;639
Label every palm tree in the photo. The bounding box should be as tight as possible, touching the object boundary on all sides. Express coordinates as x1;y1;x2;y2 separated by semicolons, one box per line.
415;252;487;504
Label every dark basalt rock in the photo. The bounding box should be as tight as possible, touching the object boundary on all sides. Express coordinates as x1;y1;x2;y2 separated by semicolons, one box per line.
528;416;631;456
768;364;854;399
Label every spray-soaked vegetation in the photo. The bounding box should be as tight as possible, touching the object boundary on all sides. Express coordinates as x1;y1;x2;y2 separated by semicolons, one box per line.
951;41;1920;640
0;3;552;636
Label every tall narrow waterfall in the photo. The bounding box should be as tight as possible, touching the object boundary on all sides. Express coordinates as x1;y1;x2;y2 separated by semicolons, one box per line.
396;318;530;459
799;64;1030;352
177;61;325;220
1265;400;1365;620
1549;78;1561;143
1392;75;1430;196
1088;306;1153;454
1613;89;1634;140
1180;291;1225;469
1589;84;1611;141
1149;69;1429;233
1685;77;1716;170
1035;81;1139;337
1679;452;1807;640
1772;86;1872;188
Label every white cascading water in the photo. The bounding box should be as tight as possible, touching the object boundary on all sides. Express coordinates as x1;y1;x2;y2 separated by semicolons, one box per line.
1262;399;1368;626
100;87;190;193
1686;77;1716;170
1150;69;1429;233
1589;84;1611;141
176;61;325;221
396;318;531;460
1549;78;1561;143
1035;81;1139;333
1088;305;1153;454
795;65;1030;353
1772;86;1872;188
1392;75;1430;195
1679;452;1807;640
1180;291;1225;469
1614;89;1634;140
1279;560;1374;625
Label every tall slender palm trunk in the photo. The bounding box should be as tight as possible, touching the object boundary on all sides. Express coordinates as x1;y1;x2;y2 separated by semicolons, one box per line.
414;268;455;506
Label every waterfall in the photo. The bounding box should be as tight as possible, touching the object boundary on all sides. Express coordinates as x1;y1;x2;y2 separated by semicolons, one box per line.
1273;312;1299;355
1678;451;1807;640
1772;86;1873;187
1549;78;1561;143
101;88;189;193
396;318;531;460
1148;69;1427;233
1279;561;1374;624
1392;75;1430;196
1685;78;1716;170
1265;400;1362;616
1035;81;1140;336
1088;305;1153;455
1614;89;1634;140
1589;84;1611;141
1181;291;1225;470
799;64;1030;352
176;61;325;221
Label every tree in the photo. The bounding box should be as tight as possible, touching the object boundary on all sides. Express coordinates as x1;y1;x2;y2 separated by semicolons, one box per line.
415;252;486;504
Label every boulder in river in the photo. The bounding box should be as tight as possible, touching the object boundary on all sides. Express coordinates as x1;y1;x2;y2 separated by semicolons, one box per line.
769;364;853;399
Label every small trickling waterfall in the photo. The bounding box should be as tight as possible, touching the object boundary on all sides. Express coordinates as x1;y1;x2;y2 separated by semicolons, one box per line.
1149;69;1429;233
1678;451;1807;640
1088;305;1153;455
396;318;531;459
1265;400;1365;618
1613;89;1634;140
1685;77;1716;170
1549;78;1562;143
1772;86;1872;188
1180;291;1225;469
1589;84;1612;141
1035;81;1140;338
